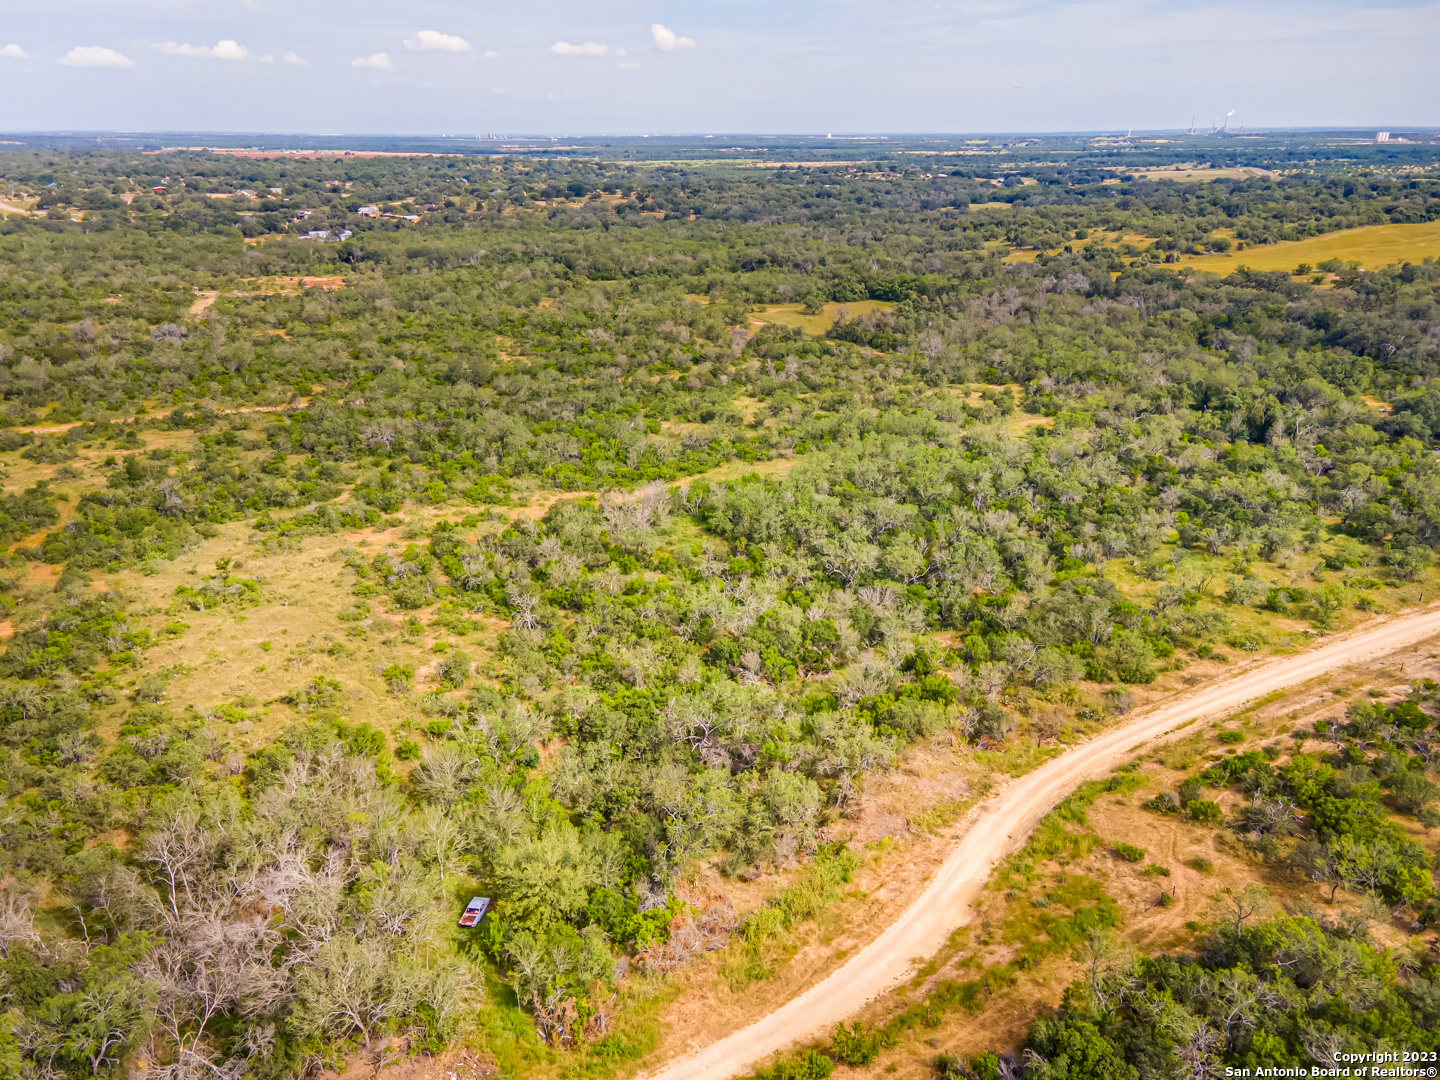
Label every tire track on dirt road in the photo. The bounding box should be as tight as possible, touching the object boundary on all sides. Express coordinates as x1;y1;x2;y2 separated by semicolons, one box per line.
642;605;1440;1080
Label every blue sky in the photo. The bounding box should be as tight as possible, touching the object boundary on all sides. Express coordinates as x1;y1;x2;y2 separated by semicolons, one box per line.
1;0;1435;134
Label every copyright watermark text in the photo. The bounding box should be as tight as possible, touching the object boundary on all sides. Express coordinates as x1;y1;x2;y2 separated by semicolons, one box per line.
1223;1056;1439;1078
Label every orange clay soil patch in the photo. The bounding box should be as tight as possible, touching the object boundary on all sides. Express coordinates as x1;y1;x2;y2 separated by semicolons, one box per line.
228;275;348;295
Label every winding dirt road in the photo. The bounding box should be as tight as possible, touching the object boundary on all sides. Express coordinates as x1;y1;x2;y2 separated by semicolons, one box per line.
643;605;1440;1080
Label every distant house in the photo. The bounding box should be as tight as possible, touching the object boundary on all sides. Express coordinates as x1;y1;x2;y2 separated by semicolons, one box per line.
401;214;420;222
303;228;352;243
152;186;166;193
237;189;257;198
356;205;380;218
268;187;283;195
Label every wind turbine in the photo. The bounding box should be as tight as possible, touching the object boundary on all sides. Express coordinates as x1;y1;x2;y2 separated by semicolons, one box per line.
1222;109;1235;133
1188;115;1196;135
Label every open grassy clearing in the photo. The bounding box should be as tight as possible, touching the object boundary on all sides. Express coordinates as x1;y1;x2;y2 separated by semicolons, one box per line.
749;300;895;336
1002;220;1440;280
1123;165;1279;182
1165;219;1440;276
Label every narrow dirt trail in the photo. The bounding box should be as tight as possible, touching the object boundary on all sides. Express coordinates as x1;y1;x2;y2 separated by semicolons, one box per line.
189;290;220;316
642;605;1440;1080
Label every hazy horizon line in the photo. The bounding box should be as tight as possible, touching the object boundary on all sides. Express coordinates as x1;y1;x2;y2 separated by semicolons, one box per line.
2;127;1438;141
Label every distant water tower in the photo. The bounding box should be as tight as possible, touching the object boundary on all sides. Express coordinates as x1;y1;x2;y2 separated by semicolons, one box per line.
1376;131;1391;143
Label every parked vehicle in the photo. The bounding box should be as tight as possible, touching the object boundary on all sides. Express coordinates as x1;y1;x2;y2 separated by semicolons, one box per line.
458;897;490;928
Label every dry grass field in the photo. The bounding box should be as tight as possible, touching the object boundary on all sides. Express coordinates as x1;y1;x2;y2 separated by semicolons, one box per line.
1165;219;1440;275
1124;165;1278;182
1002;220;1440;280
749;299;895;336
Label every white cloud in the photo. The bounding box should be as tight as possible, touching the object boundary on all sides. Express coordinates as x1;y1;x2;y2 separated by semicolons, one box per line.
482;50;497;59
282;51;307;65
651;23;696;50
1;44;29;59
551;41;607;55
59;45;134;68
258;54;273;63
242;0;260;9
618;61;641;69
405;29;471;52
156;39;250;59
352;52;393;70
616;48;627;56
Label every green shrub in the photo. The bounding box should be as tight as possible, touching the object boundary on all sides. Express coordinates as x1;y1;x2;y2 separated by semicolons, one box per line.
592;1035;642;1062
436;650;472;687
1102;687;1135;715
381;663;414;694
1185;800;1224;826
338;601;371;622
829;1022;883;1066
750;1050;835;1080
1113;842;1146;862
1217;730;1245;744
282;676;344;712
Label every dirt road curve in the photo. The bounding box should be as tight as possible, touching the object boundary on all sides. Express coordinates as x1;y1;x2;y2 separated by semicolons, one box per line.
642;605;1440;1080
